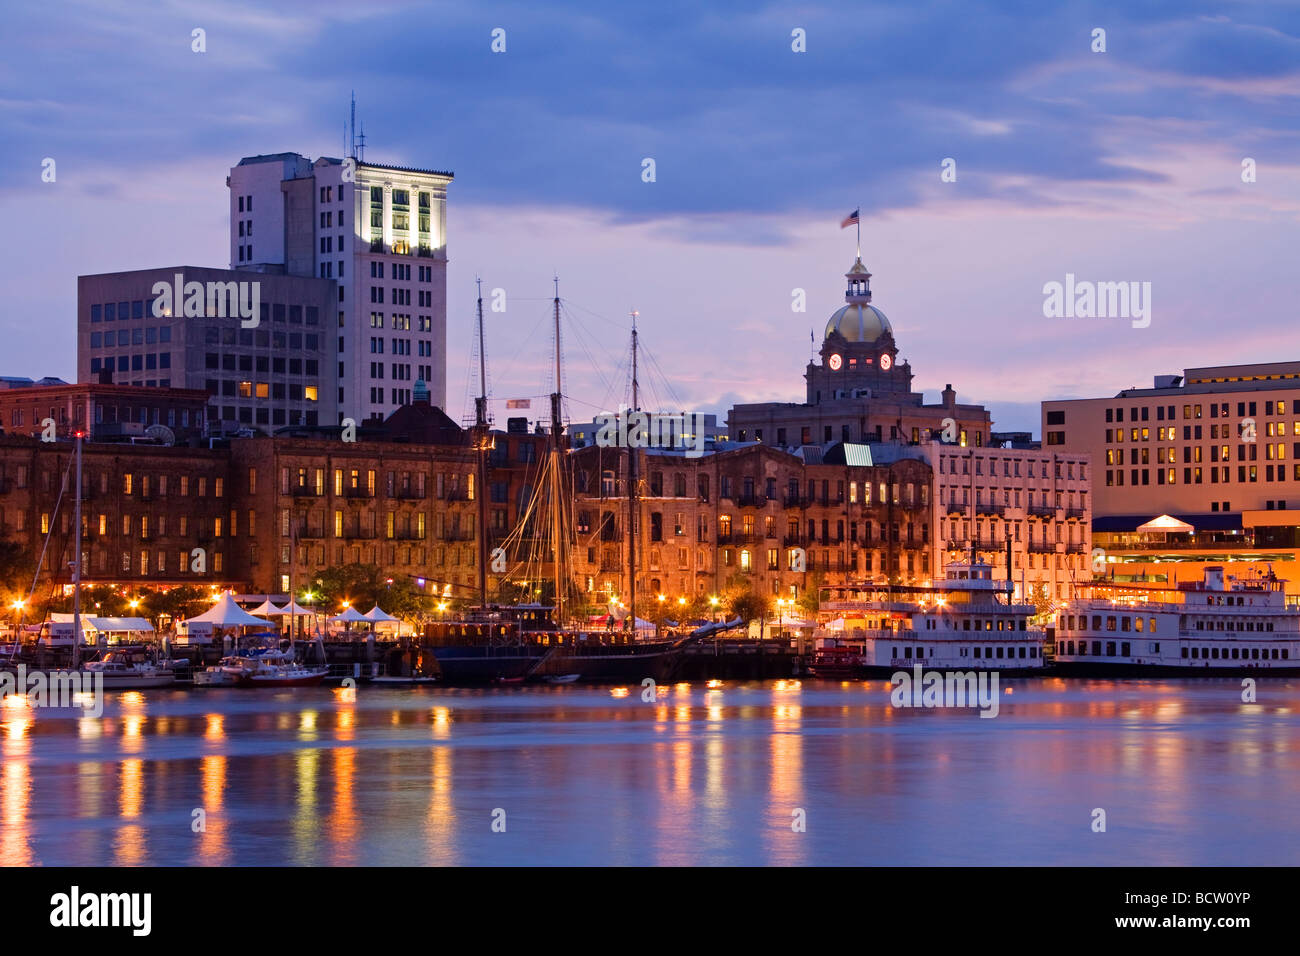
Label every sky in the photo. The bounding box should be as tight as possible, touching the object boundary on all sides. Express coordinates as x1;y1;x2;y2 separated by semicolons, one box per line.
2;0;1298;435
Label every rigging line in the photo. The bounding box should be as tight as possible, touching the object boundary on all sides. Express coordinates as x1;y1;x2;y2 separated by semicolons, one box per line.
10;450;76;655
562;298;633;332
488;302;552;396
558;302;622;400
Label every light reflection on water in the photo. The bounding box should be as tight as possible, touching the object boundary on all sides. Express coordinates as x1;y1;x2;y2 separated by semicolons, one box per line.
0;679;1299;865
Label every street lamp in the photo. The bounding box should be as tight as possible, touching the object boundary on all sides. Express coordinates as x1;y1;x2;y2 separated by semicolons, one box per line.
709;595;719;623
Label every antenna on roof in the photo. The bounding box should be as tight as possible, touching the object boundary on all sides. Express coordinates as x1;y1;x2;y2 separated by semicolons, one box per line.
350;91;356;159
357;121;367;163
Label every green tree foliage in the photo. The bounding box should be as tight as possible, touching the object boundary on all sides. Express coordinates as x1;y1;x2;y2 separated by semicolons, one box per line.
308;565;430;621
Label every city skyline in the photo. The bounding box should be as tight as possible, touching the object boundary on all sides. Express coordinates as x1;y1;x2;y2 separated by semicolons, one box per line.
4;2;1298;434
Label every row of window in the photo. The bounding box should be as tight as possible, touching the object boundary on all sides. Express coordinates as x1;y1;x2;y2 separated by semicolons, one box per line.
1106;465;1300;486
89;354;171;373
204;353;320;375
1057;639;1289;661
895;645;1039;660
1104;400;1289;423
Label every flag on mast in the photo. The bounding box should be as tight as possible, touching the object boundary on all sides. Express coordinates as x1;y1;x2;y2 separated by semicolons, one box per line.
840;208;860;229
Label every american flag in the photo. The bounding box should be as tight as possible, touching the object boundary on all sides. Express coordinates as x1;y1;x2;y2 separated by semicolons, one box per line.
840;208;860;229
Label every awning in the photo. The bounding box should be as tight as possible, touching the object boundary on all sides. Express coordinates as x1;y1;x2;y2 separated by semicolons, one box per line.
329;607;371;624
362;606;399;622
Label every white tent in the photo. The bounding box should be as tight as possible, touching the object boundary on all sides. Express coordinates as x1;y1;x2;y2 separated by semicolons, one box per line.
271;600;315;616
362;606;399;622
248;598;284;616
1137;514;1194;533
184;592;272;629
328;607;371;624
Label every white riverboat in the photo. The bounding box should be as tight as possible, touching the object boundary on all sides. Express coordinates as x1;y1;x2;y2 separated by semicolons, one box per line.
809;561;1048;678
1054;565;1300;675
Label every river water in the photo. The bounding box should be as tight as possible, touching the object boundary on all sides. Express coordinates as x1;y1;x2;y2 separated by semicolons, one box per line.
2;678;1298;866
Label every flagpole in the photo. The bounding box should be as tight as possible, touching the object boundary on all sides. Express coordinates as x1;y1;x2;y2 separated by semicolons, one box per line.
856;211;861;259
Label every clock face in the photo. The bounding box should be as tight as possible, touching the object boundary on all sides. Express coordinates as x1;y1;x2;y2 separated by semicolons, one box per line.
880;353;893;371
828;353;843;371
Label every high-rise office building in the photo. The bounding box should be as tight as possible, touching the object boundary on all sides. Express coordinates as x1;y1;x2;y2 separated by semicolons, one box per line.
77;265;337;433
227;151;452;424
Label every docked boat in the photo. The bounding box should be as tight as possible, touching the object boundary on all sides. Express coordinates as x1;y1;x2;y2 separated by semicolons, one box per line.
80;649;176;689
1054;565;1300;675
808;560;1048;678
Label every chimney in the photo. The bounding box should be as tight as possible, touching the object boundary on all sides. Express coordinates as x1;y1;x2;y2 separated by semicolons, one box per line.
942;384;956;408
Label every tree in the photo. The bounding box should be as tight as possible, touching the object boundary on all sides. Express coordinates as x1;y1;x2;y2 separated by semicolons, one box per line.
797;570;825;618
1027;582;1055;626
309;565;431;622
726;588;771;628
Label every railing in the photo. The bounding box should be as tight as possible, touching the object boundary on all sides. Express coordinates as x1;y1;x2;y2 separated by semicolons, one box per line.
1028;540;1060;553
783;534;803;547
1028;504;1057;517
292;486;321;497
344;488;373;499
1065;507;1086;519
396;488;426;500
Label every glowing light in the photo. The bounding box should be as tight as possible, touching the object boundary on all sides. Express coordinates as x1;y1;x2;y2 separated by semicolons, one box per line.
609;687;630;698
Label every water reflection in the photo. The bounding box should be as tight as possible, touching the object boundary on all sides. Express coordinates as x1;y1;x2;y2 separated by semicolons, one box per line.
0;680;1297;865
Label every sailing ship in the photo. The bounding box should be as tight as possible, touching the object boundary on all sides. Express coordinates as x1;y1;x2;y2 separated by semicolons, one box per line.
426;282;719;683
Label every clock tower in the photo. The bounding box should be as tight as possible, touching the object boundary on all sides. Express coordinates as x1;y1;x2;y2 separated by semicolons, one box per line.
806;256;911;403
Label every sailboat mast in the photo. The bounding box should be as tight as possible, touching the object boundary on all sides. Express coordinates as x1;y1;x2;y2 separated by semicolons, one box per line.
628;312;639;636
475;277;489;608
550;278;565;624
71;431;83;668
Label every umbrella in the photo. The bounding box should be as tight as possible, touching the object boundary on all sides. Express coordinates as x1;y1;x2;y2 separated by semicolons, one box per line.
184;592;271;628
362;606;399;622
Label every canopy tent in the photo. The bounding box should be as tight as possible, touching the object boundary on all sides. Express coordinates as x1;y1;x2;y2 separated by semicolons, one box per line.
183;593;272;629
362;606;399;622
248;598;284;616
270;600;315;616
328;607;371;624
1137;514;1195;533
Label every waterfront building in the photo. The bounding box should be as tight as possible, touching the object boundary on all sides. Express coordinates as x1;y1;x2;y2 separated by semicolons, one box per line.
568;441;933;606
0;436;234;589
1042;361;1300;593
0;380;210;443
727;257;992;448
77;265;337;433
922;441;1091;601
228;150;452;422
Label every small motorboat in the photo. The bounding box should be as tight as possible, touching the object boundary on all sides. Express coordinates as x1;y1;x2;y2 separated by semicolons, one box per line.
543;673;580;684
80;650;176;689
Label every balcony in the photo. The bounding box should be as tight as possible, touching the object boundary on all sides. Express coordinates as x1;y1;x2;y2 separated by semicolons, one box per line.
783;493;802;507
974;501;1003;516
945;502;966;516
292;486;321;497
397;488;427;500
1028;540;1060;553
1028;504;1057;517
443;529;475;542
344;488;373;500
1065;507;1086;520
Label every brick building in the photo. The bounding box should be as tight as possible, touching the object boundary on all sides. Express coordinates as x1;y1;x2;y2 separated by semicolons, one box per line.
568;441;933;607
0;436;234;590
0;381;210;444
